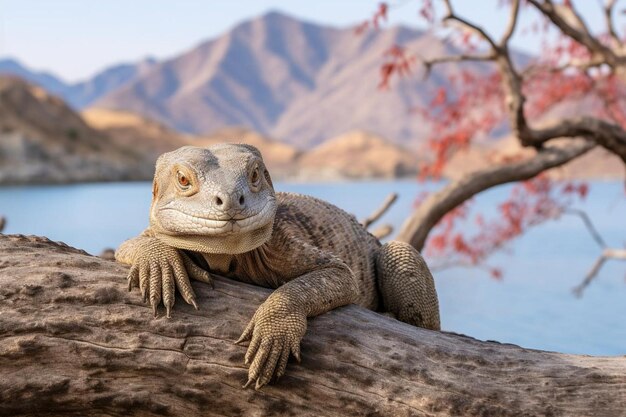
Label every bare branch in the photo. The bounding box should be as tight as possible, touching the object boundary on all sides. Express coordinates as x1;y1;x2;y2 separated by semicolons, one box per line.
430;259;494;273
433;2;626;159
564;204;626;296
396;140;595;251
521;56;608;77
528;0;620;67
563;209;608;249
361;193;398;228
421;54;495;80
434;2;529;142
421;53;495;77
604;0;623;48
500;0;521;47
371;224;394;240
573;248;626;296
442;0;499;50
530;116;626;163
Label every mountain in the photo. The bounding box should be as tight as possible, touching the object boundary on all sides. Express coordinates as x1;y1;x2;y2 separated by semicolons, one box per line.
1;12;506;149
66;58;157;108
93;11;471;148
82;107;188;159
82;111;302;178
81;109;417;181
0;76;153;184
3;74;614;184
0;57;157;109
296;130;420;180
0;58;69;98
195;126;301;177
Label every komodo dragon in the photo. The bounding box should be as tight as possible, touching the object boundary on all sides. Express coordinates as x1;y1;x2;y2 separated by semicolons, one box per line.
116;144;440;389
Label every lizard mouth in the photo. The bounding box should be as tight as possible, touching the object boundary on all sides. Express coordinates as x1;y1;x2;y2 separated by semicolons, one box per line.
157;199;275;236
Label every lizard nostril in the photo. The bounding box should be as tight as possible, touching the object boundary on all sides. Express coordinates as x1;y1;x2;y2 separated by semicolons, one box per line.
239;195;245;206
215;196;223;206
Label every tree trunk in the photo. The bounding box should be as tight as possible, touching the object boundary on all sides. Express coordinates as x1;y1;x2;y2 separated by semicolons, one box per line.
396;141;595;251
1;234;625;417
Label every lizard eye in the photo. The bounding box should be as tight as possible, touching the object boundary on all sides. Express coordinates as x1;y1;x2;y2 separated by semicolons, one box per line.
250;166;260;186
177;171;190;188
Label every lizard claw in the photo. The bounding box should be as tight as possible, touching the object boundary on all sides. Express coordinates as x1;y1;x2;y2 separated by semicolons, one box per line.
239;303;307;389
123;237;209;317
235;319;254;345
181;252;213;287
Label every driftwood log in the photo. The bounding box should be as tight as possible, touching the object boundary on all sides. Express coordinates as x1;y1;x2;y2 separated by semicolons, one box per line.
1;234;625;417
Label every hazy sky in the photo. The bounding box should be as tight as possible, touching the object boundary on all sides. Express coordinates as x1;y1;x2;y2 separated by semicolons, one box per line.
0;0;610;82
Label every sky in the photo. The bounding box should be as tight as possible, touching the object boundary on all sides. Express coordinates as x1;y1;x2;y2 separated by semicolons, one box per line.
0;0;611;83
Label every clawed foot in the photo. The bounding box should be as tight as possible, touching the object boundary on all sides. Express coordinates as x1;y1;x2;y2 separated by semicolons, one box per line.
235;304;306;389
127;246;212;317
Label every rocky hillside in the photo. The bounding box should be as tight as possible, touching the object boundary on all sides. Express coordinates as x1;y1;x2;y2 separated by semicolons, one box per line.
295;130;419;180
81;107;416;180
3;75;618;184
443;134;625;180
195;126;301;177
82;107;189;160
0;12;481;149
0;77;153;184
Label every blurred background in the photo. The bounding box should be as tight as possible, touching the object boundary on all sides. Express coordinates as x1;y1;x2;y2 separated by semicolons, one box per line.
0;0;624;355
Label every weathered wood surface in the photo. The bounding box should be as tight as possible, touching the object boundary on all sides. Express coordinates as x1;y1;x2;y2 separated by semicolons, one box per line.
1;234;625;417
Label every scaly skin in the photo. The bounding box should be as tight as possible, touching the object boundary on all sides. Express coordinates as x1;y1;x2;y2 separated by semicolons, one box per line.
116;144;440;389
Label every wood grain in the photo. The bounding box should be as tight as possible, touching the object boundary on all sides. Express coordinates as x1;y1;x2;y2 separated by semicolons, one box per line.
1;234;625;416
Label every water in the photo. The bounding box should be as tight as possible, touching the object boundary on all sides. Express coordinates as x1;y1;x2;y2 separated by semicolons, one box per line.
1;180;625;356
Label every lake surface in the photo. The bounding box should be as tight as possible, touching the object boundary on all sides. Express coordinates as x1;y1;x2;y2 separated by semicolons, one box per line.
1;180;625;356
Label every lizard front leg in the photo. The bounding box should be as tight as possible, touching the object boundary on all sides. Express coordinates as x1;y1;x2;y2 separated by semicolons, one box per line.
236;242;359;389
116;229;212;317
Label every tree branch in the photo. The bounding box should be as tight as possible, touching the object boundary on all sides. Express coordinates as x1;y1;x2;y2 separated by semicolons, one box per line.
500;0;521;47
527;0;621;67
370;224;394;240
361;192;398;229
439;1;528;141
3;234;626;415
564;205;625;296
421;53;496;78
564;208;608;249
604;0;622;48
442;0;499;50
402;1;626;259
573;248;626;297
530;116;626;163
521;56;608;77
396;140;595;251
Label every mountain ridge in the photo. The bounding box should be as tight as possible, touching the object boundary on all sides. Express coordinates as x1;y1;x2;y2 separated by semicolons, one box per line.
0;11;471;149
0;56;157;109
0;76;153;184
93;11;443;147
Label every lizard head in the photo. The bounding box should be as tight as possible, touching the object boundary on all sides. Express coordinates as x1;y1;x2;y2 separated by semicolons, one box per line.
149;144;277;254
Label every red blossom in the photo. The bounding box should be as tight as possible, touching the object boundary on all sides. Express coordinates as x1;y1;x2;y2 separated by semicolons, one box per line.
490;268;503;280
424;175;589;277
359;0;625;278
378;45;416;89
419;0;435;23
